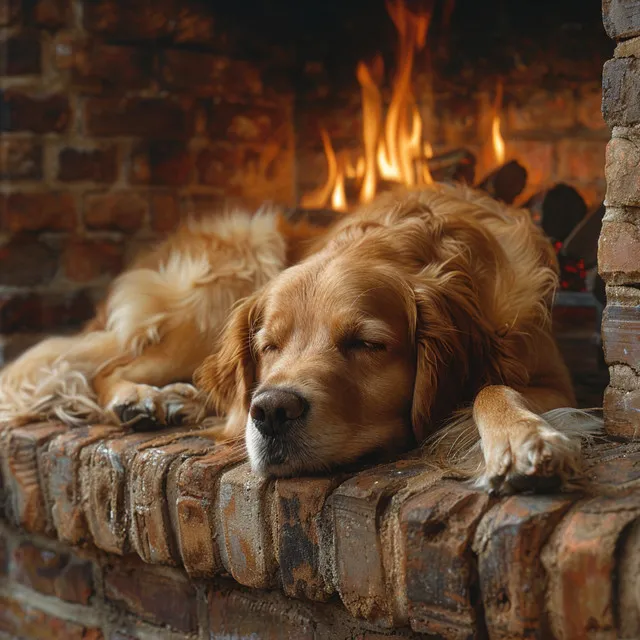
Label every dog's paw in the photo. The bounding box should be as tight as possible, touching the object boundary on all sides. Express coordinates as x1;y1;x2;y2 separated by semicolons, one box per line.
109;383;204;431
478;419;581;496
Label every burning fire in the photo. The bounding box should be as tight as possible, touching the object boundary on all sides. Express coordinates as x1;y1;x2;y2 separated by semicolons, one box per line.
301;0;505;210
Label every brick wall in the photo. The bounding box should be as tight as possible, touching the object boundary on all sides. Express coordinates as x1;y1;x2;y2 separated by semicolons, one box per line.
600;0;640;437
0;0;295;364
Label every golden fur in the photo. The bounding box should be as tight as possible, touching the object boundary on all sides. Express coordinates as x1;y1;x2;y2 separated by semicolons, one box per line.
0;208;321;429
196;183;599;493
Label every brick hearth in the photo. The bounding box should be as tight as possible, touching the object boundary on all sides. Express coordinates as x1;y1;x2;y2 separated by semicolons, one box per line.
2;421;640;639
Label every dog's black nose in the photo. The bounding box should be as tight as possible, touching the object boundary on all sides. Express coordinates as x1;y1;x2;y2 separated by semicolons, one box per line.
250;388;308;437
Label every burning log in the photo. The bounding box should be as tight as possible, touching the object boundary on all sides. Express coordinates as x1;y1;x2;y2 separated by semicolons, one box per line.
525;184;587;244
426;148;476;184
476;160;527;204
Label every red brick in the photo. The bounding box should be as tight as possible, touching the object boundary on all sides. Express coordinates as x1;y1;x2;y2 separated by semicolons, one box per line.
275;476;342;601
83;0;177;40
173;4;215;45
160;50;263;99
0;422;68;533
207;587;314;640
401;480;491;639
204;102;289;143
63;239;124;283
84;191;147;232
506;90;576;134
130;141;194;186
10;540;94;604
599;220;640;283
506;140;554;189
0;238;57;286
149;191;180;232
129;434;214;565
58;146;118;183
0;90;70;133
84;97;191;139
473;496;572;640
605;134;640;207
218;462;277;589
80;432;163;555
1;191;76;232
175;442;244;577
542;493;640;639
0;0;21;25
0;138;42;179
557;139;607;184
0;594;102;640
104;559;198;633
603;0;640;40
328;459;439;626
604;386;640;438
32;0;69;28
0;30;41;75
42;425;123;544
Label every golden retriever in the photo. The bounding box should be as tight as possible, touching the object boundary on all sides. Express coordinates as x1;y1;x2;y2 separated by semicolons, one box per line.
196;184;598;494
0;209;326;430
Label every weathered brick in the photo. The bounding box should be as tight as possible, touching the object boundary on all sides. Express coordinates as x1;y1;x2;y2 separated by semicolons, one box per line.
556;139;607;184
506;90;575;134
41;425;123;545
0;138;42;180
615;35;640;58
130;141;194;186
0;238;57;286
149;191;180;232
1;191;76;232
10;540;94;604
0;30;41;75
0;91;70;133
599;220;640;283
160;50;263;99
328;459;439;626
473;495;572;640
609;363;640;392
175;441;243;577
400;480;491;639
80;431;162;555
58;146;118;183
275;476;342;601
83;0;177;40
605;134;640;207
586;441;640;490
604;386;640;438
542;493;640;639
602;305;640;371
218;462;277;589
603;0;640;40
207;586;315;640
104;559;198;633
205;103;288;143
63;239;124;283
84;98;191;139
0;422;67;533
84;191;147;231
128;434;213;565
603;58;640;127
0;594;102;640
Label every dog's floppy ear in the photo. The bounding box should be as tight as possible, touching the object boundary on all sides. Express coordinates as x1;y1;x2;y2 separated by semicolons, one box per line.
193;291;263;427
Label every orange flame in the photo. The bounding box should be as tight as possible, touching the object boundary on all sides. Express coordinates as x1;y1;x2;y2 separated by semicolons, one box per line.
491;81;505;165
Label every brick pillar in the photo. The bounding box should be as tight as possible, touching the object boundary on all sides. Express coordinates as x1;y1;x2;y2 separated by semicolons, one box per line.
0;0;295;365
600;0;640;437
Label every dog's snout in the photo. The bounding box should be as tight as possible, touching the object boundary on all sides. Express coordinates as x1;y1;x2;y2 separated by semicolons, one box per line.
250;388;308;436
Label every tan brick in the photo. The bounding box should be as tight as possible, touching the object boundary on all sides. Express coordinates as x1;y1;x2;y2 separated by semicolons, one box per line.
175;442;243;577
473;495;572;640
41;425;123;544
401;480;491;639
0;422;67;533
599;220;640;283
128;434;213;565
542;493;640;639
218;462;277;589
602;304;640;368
604;386;640;438
605;134;640;207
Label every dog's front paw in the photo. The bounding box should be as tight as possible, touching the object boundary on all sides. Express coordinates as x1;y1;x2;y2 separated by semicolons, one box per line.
478;419;581;496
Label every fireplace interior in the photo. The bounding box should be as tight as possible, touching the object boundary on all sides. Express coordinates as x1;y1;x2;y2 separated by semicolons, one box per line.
0;0;611;405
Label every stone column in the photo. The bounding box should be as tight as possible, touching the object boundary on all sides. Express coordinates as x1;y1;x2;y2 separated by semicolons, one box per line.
600;1;640;437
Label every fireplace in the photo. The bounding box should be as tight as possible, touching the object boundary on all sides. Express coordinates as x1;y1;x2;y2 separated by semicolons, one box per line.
0;0;613;406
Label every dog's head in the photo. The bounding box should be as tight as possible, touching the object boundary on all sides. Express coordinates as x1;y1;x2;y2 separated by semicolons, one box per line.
195;192;540;476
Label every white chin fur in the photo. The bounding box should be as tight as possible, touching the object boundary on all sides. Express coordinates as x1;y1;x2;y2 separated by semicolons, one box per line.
245;418;266;474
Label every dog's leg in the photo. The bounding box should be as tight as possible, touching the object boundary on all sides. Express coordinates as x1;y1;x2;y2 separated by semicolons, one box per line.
473;385;582;495
94;329;209;431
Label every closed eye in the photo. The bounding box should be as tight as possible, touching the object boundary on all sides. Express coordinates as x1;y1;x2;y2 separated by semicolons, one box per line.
342;337;386;352
260;343;279;354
